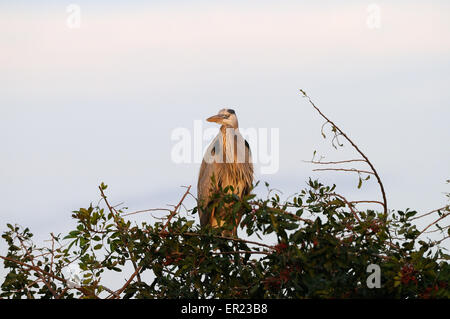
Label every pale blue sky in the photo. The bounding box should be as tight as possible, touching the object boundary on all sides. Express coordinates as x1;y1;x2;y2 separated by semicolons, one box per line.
1;1;449;290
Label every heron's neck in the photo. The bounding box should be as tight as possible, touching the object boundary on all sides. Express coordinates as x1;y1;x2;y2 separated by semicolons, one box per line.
220;125;239;134
220;125;241;163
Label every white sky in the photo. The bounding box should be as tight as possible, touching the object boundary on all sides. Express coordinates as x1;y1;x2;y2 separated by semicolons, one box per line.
1;1;449;292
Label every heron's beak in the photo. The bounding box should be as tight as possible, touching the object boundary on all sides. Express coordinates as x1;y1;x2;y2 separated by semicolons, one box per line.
206;114;226;123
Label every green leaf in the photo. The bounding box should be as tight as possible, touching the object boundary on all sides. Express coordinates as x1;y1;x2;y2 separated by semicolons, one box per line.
63;230;81;239
357;177;362;189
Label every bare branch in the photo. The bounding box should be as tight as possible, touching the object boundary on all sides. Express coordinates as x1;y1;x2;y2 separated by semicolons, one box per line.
312;168;375;175
350;200;385;206
304;159;367;165
121;208;172;217
418;212;450;237
300;89;388;216
327;193;361;223
423;224;450;234
160;185;192;234
410;205;449;221
211;250;271;255
110;265;143;299
178;232;275;250
99;186;142;284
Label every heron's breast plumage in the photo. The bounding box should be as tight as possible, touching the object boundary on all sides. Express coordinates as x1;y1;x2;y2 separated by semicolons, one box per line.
198;128;253;204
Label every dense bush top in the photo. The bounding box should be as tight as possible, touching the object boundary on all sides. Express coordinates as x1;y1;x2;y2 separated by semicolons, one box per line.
1;180;449;299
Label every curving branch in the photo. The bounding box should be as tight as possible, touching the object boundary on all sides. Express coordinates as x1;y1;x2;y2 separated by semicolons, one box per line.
300;89;388;216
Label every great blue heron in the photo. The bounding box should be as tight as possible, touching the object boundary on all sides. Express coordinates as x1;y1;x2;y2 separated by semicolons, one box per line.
197;108;253;237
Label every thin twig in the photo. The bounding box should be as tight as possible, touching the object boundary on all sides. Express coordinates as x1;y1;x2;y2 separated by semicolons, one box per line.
98;186;142;284
304;159;367;165
312;168;375;175
110;265;143;299
160;186;192;234
178;232;275;250
433;235;450;245
418;212;450;237
211;250;271;255
350;200;385;206
328;193;361;222
249;203;314;224
121;208;172;217
100;285;121;298
423;224;450;234
410;205;449;221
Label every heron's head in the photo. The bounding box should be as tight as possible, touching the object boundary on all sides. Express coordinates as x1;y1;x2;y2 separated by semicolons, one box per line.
206;108;238;128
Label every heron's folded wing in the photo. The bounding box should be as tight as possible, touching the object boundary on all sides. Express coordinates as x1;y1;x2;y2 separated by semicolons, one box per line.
197;136;220;226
